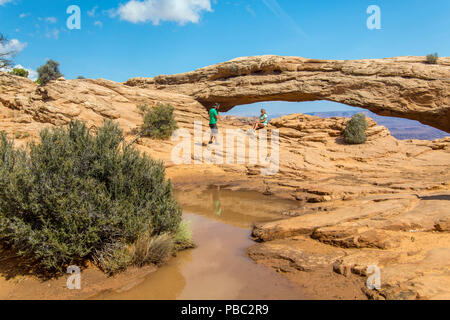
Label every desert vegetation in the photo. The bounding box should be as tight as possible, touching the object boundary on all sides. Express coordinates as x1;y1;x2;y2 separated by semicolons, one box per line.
8;68;29;78
127;104;179;146
343;113;368;144
37;59;63;85
426;53;439;64
13;131;30;139
0;120;191;276
138;104;178;140
0;33;14;69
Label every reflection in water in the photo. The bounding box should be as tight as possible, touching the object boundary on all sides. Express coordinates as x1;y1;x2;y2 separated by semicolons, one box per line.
95;189;306;300
175;188;299;228
212;187;222;217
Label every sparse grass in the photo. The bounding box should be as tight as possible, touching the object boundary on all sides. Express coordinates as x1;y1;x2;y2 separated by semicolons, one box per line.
95;230;190;275
93;242;133;275
173;220;195;250
131;232;174;267
13;132;30;139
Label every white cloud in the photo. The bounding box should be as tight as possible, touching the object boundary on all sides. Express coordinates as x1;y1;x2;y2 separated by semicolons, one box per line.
115;0;212;25
45;29;60;39
19;13;30;19
45;17;57;23
0;0;13;6
88;6;98;17
0;39;27;57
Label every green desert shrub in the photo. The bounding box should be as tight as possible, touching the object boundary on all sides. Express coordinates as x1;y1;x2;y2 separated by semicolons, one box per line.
173;220;194;250
37;59;63;85
0;120;182;275
426;53;438;64
138;104;178;140
9;68;29;78
343;113;368;145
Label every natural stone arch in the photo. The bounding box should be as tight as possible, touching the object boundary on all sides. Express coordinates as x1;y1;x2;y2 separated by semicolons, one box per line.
126;55;450;133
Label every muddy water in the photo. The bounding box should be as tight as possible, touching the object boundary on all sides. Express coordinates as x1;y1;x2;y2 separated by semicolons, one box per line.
95;189;307;300
174;188;300;228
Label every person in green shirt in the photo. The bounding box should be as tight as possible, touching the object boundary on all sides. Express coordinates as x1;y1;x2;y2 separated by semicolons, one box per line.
252;108;268;130
208;103;220;144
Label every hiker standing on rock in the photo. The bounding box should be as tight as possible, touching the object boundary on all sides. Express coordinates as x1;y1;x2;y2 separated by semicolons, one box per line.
208;103;220;144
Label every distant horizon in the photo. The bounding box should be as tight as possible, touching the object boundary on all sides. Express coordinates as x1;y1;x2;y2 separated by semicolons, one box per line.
225;107;449;141
225;101;364;116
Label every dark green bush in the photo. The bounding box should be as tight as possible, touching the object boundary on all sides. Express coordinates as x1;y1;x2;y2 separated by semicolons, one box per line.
343;113;368;145
9;68;29;78
37;59;63;85
426;53;438;64
0;120;182;275
138;104;178;140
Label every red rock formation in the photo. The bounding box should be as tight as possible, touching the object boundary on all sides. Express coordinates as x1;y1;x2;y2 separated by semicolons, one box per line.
126;56;450;133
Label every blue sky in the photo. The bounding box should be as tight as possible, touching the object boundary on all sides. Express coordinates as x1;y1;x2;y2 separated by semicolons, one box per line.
1;0;449;114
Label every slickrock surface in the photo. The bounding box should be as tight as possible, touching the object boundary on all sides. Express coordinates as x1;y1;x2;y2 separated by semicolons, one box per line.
126;55;450;132
250;194;450;300
0;55;449;300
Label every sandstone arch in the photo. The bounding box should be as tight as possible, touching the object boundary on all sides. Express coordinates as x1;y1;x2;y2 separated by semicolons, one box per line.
126;55;450;133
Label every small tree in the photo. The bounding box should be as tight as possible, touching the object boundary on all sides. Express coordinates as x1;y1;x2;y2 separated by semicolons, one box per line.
344;113;368;145
426;53;439;64
0;33;14;69
37;59;63;85
8;68;29;78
